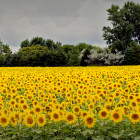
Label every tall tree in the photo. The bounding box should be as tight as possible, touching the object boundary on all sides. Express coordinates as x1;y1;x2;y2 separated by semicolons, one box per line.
30;37;46;47
103;2;140;53
20;39;30;48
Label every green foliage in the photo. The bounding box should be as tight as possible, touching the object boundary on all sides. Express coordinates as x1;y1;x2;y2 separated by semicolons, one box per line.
123;45;140;65
62;44;74;54
0;120;140;139
80;48;90;66
0;39;12;66
20;37;62;50
17;45;50;66
69;47;80;66
103;2;140;53
45;39;55;49
20;39;30;48
30;37;46;47
48;48;68;66
76;43;92;52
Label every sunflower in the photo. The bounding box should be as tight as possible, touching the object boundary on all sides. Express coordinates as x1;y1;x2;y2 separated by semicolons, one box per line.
11;88;17;95
10;99;16;106
130;101;137;108
81;111;88;119
3;109;8;115
1;88;7;95
51;111;60;122
14;103;19;110
34;105;42;114
84;115;95;128
36;114;46;127
114;92;120;98
128;95;134;101
10;115;17;126
22;103;29;111
105;104;111;111
19;99;26;104
88;104;94;111
0;116;9;127
65;112;76;124
14;112;21;123
129;112;140;124
99;109;109;120
73;106;80;114
24;114;35;127
136;97;140;103
124;88;130;94
111;111;122;123
90;97;96;104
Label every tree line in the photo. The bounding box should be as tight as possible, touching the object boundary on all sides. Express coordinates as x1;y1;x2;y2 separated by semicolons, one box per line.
0;1;140;67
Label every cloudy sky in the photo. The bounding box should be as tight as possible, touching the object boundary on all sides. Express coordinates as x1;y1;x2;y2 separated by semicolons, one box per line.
0;0;139;52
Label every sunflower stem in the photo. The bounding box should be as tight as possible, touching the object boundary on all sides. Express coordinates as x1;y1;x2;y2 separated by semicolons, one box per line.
60;121;63;139
117;123;120;140
70;124;73;138
4;127;6;139
18;123;21;140
46;111;49;140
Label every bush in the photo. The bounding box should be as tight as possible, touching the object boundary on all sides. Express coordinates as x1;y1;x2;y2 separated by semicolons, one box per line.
86;49;124;66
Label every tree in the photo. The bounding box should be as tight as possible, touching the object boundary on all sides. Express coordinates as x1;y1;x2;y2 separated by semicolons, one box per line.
69;47;80;66
0;40;12;54
80;48;90;66
103;2;140;54
45;39;55;50
17;45;50;66
48;48;68;66
0;39;12;66
30;37;46;47
123;44;140;65
20;39;30;48
76;43;92;52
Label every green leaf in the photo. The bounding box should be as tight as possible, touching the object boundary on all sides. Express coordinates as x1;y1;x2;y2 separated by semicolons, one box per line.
65;137;74;140
33;134;41;140
62;128;71;133
76;135;87;140
134;136;140;140
33;129;42;134
12;135;17;139
82;129;93;137
92;135;105;140
112;133;121;139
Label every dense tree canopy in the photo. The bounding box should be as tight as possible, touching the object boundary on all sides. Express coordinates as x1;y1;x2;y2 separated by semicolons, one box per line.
17;45;50;66
103;2;140;53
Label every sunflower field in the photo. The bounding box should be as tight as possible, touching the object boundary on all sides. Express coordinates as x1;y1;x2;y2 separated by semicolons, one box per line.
0;67;140;140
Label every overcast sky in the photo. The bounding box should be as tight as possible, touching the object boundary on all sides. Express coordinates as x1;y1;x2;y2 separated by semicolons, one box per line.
0;0;139;52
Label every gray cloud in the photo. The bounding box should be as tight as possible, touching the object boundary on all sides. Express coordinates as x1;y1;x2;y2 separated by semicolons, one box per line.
0;0;139;52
